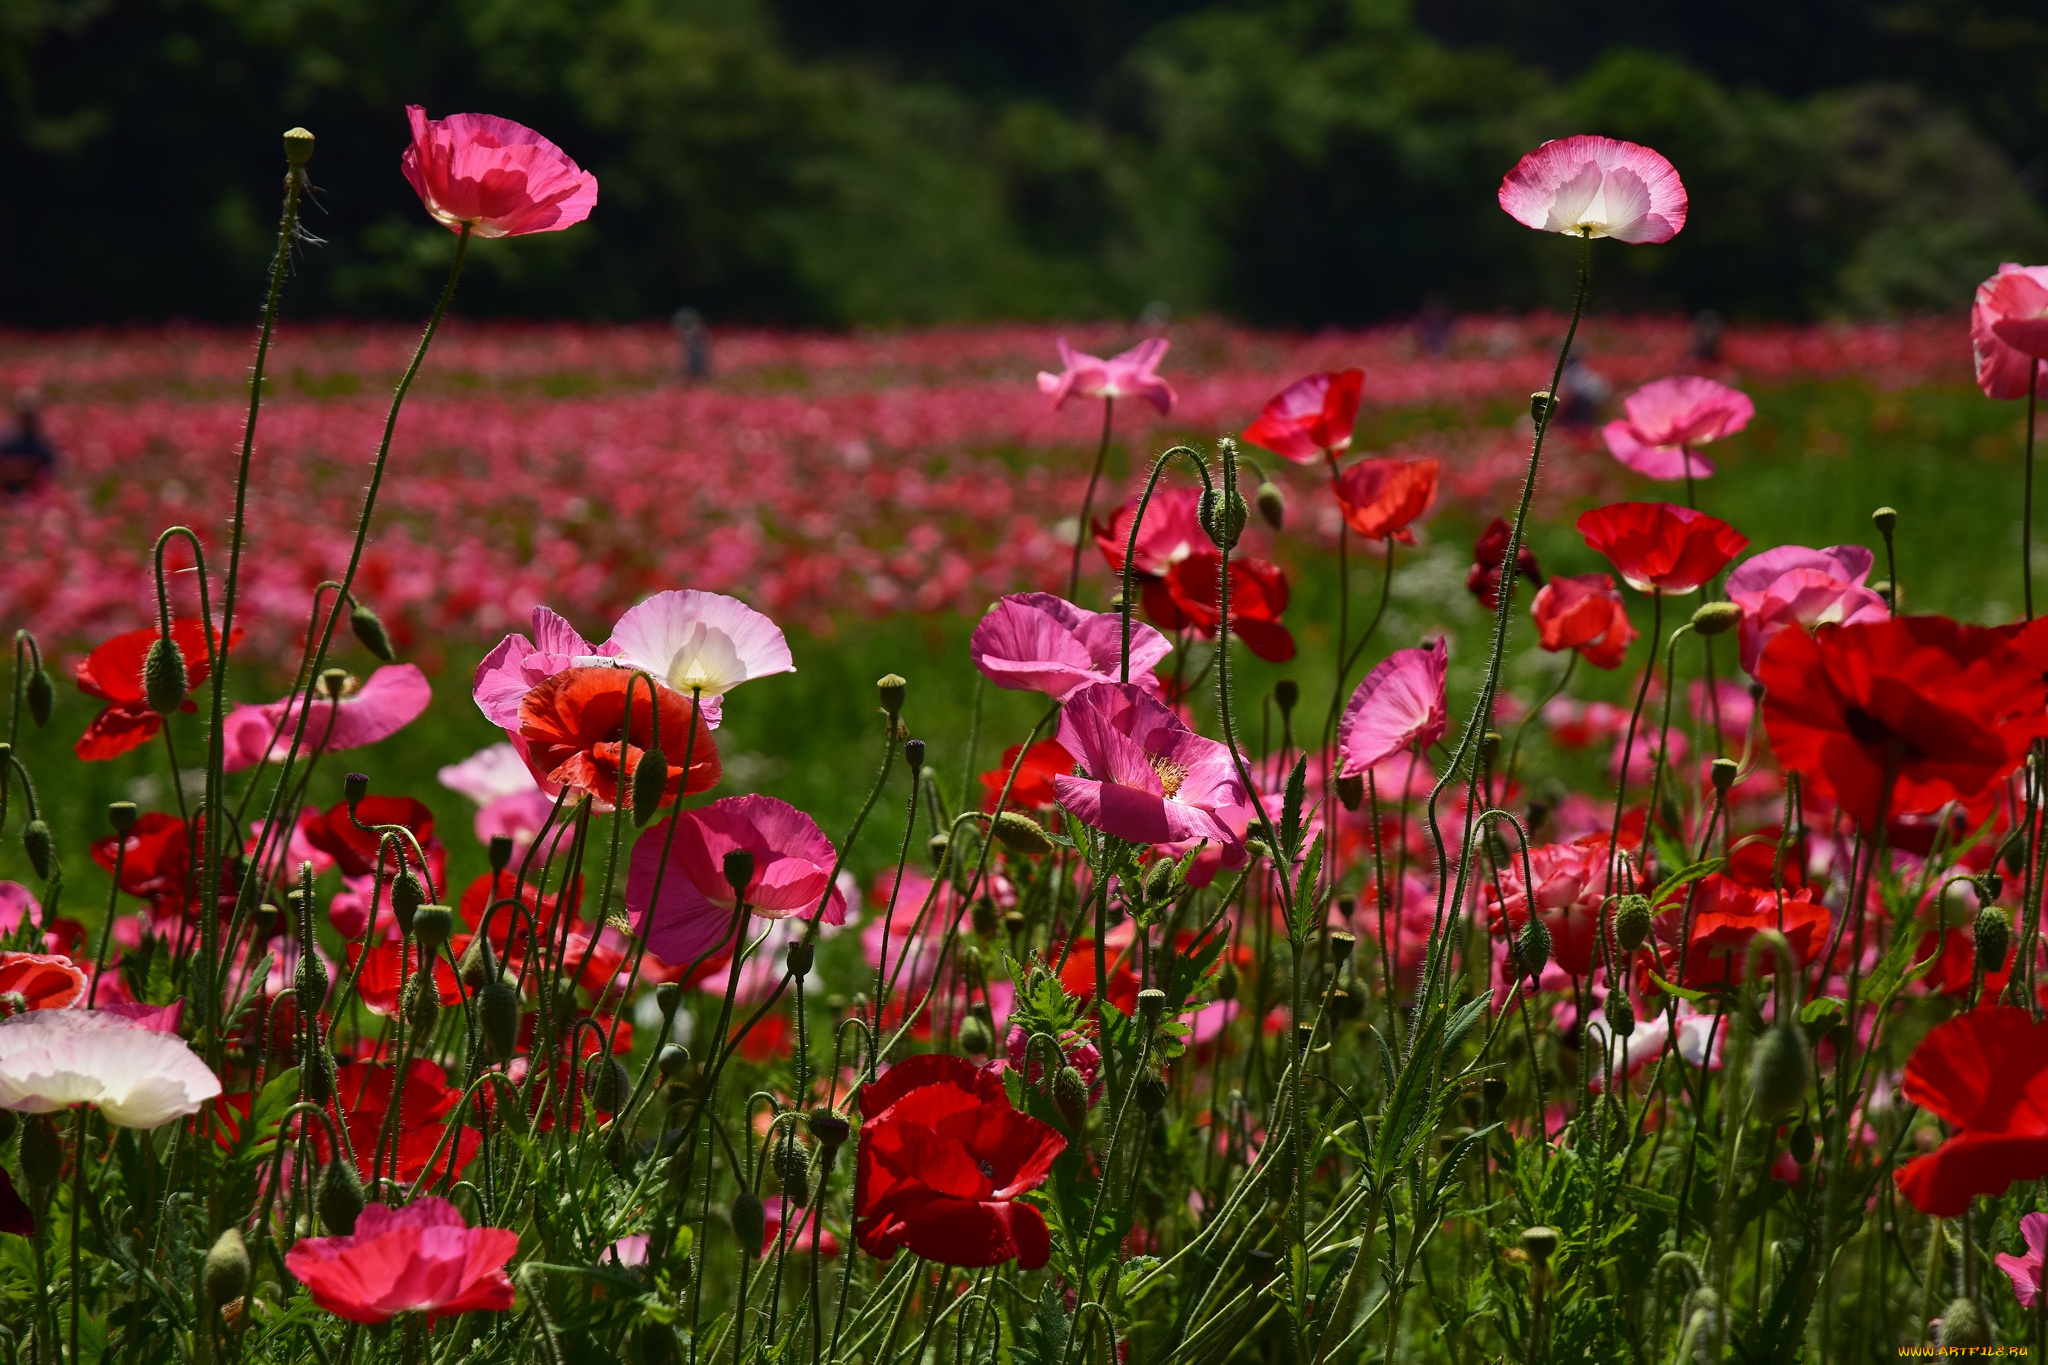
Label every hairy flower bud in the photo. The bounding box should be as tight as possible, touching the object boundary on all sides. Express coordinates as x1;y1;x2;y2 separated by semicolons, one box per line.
1939;1297;1991;1348
993;809;1053;856
731;1190;767;1258
1749;1023;1811;1123
808;1108;850;1149
403;969;440;1035
775;1144;811;1207
20;1114;61;1191
480;975;521;1062
21;819;53;881
658;1044;691;1082
958;1014;993;1058
343;771;370;807
1143;857;1176;903
390;870;425;935
1614;895;1653;953
1515;913;1552;981
1200;486;1248;550
584;1053;630;1113
283;126;316;167
349;603;395;662
25;664;52;729
903;737;924;773
1975;905;2013;974
1602;989;1635;1039
295;946;329;1012
204;1228;251;1309
1054;1065;1090;1130
1255;480;1285;530
317;1161;364;1235
631;748;668;826
877;674;907;717
1690;602;1742;637
143;635;188;716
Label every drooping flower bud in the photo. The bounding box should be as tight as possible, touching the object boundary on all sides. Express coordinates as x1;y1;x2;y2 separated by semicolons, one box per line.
1938;1297;1991;1348
1255;481;1285;531
317;1161;364;1235
584;1053;630;1113
993;810;1053;855
731;1190;767;1258
774;1144;811;1206
21;819;53;881
204;1228;251;1309
143;635;188;716
390;869;426;935
1602;989;1635;1039
631;748;669;826
1748;1023;1811;1123
1515;913;1552;982
1788;1120;1815;1165
349;603;395;662
1614;895;1653;953
926;832;950;867
1216;959;1240;1002
1054;1065;1090;1130
480;975;521;1062
1975;905;2013;974
25;664;52;729
1690;602;1742;637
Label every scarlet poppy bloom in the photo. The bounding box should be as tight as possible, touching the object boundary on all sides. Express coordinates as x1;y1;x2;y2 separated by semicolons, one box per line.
1895;1006;2048;1217
1759;616;2048;827
1498;135;1687;244
1601;376;1753;481
1053;682;1246;850
1484;834;1615;978
978;740;1074;811
346;942;464;1016
0;953;86;1013
1333;458;1439;543
1576;502;1748;594
625;794;846;965
402;106;597;239
1162;551;1295;662
970;593;1171;700
304;796;440;881
1337;639;1448;776
1532;573;1636;669
1972;263;2048;400
1036;338;1174;415
1241;369;1365;463
72;619;236;761
315;1058;480;1186
854;1054;1065;1268
1654;875;1830;990
92;812;195;912
1466;517;1543;610
517;666;720;808
285;1196;517;1324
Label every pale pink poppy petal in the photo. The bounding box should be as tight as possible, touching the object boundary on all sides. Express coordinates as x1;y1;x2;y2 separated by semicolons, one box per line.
1499;135;1687;244
606;590;794;703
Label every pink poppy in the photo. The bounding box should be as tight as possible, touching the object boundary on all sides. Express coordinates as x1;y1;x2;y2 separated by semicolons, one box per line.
1052;682;1246;850
1973;263;2048;399
1484;833;1615;978
284;1196;518;1324
1093;485;1207;579
221;665;432;772
0;1011;220;1128
1726;545;1890;674
1036;338;1174;415
98;1000;184;1033
605;590;795;725
402;106;597;239
1337;639;1449;777
473;606;621;730
438;742;554;848
1601;376;1754;480
969;593;1170;701
1498;135;1687;244
1998;1212;2048;1308
1240;369;1364;463
626;794;845;965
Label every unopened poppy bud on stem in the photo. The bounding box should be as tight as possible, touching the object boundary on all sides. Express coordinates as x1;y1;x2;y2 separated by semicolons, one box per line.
343;772;369;807
1516;913;1552;981
1749;1022;1811;1123
25;664;51;729
143;636;186;716
903;737;924;774
1691;601;1742;636
1975;905;2013;973
480;976;520;1062
349;603;394;661
205;1228;251;1310
391;870;425;934
1615;894;1653;952
22;820;53;881
1603;989;1635;1038
584;1054;630;1112
993;810;1053;855
631;748;668;825
1256;480;1285;530
958;1014;993;1057
1939;1297;1991;1348
731;1190;767;1257
1054;1065;1090;1129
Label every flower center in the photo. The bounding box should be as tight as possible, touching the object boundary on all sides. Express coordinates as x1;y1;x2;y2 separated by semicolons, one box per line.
1149;756;1188;799
977;1158;996;1180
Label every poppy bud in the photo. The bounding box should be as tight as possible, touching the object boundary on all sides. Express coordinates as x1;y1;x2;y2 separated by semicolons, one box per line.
204;1228;251;1309
1054;1065;1090;1129
808;1108;850;1148
283;126;316;167
1143;858;1176;902
1273;678;1298;714
786;937;815;979
1241;478;1284;534
958;1014;993;1058
1329;932;1355;964
1216;959;1239;1002
1529;391;1554;424
1979;873;2003;905
480;976;521;1062
1975;905;2012;974
1515;913;1551;982
107;800;138;835
1336;775;1364;811
21;819;53;881
993;810;1053;856
301;1046;333;1105
1788;1120;1815;1164
722;849;756;901
1200;487;1248;550
1614;895;1653;953
403;970;439;1035
20;1114;61;1191
903;737;924;773
1939;1298;1991;1349
412;905;453;956
391;870;425;935
1136;1077;1167;1116
1519;1225;1559;1264
584;1054;630;1113
1871;506;1898;537
1748;1023;1810;1123
1710;757;1739;795
349;604;395;662
1690;602;1742;637
1602;990;1635;1039
658;1044;690;1082
1482;1076;1508;1115
1480;731;1502;768
775;1144;811;1206
926;832;950;866
731;1190;767;1257
295;947;329;1011
144;635;187;716
25;664;52;729
458;934;496;990
343;772;370;807
631;749;669;826
971;897;998;936
877;674;907;717
1137;988;1167;1022
317;1161;364;1235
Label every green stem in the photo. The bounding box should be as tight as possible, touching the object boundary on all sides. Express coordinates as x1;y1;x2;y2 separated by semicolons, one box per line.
1070;395;1115;600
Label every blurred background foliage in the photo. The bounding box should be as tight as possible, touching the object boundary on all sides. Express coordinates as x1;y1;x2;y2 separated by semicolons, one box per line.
3;0;2045;326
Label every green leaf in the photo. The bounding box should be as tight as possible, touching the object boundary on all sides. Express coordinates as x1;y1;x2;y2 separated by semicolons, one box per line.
1798;996;1845;1029
1009;1282;1073;1365
1290;831;1325;942
1281;753;1308;862
1618;1184;1679;1216
1644;970;1711;1004
232;1065;301;1167
1650;858;1727;909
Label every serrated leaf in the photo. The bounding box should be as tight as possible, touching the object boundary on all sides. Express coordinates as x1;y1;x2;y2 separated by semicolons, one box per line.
1618;1184;1679;1215
1281;753;1308;862
1290;832;1325;942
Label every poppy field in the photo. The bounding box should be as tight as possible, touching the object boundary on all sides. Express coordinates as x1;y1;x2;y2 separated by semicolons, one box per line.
5;113;2048;1365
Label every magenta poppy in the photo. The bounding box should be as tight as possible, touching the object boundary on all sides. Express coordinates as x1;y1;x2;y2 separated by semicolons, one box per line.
1973;263;2048;399
222;664;432;772
626;794;845;965
1036;338;1174;415
1053;682;1246;850
970;593;1171;700
402;107;597;238
1337;638;1448;776
1601;376;1754;481
285;1196;517;1323
1725;544;1888;674
1240;369;1364;463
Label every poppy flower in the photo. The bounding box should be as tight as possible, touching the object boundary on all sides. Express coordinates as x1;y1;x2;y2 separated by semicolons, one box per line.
0;954;86;1013
1466;517;1543;610
605;589;796;726
626;794;845;965
516;667;720;809
285;1196;518;1323
1532;573;1636;669
0;1166;29;1237
346;942;464;1016
1484;833;1615;978
0;1011;220;1128
970;593;1171;700
1036;338;1174;415
1093;486;1206;580
1576;502;1748;594
1758;615;2048;827
1333;458;1439;543
438;742;554;850
222;664;433;773
1053;682;1247;851
314;1058;480;1187
978;740;1074;811
92;812;197;912
1725;544;1888;674
1337;638;1448;776
402;106;597;239
1497;135;1688;244
72;619;236;762
304;796;441;882
1161;552;1295;662
1895;1006;2048;1216
1241;369;1364;463
853;1054;1065;1269
1601;376;1754;481
474;606;622;731
1997;1212;2048;1308
1972;263;2048;400
1654;875;1831;990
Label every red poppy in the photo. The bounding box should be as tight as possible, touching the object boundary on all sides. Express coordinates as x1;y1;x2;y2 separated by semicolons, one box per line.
346;941;464;1016
978;740;1073;811
1093;486;1207;581
284;1196;517;1324
1895;1006;2048;1216
304;796;441;881
1241;369;1365;463
72;619;239;762
92;812;196;911
1652;875;1831;990
1465;517;1543;610
314;1058;480;1187
0;953;87;1012
1333;458;1439;543
854;1054;1065;1269
517;667;720;808
1759;616;2048;828
1576;502;1748;594
1161;551;1294;662
1531;573;1636;669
